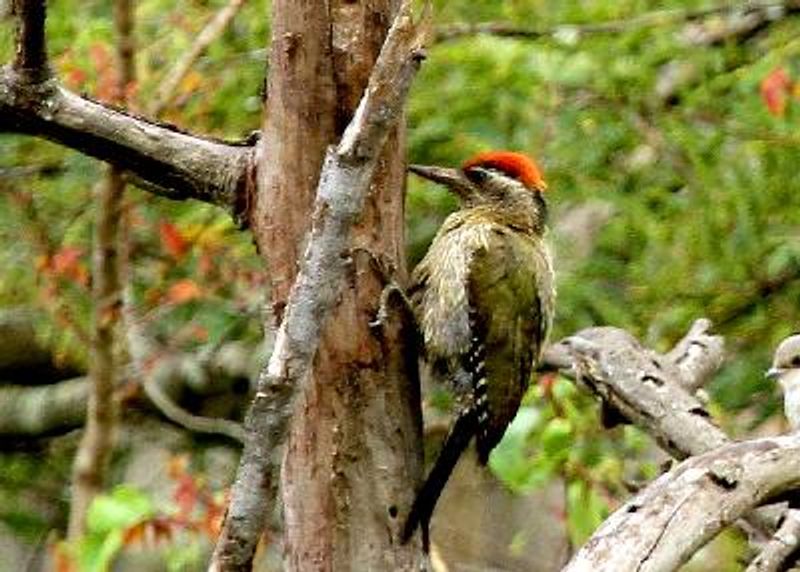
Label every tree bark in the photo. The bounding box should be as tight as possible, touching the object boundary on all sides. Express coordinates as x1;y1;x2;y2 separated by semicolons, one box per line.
563;435;800;572
251;1;423;569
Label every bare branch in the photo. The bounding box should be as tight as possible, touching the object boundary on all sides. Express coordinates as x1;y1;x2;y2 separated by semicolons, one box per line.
563;434;800;572
210;1;427;568
151;0;247;117
542;321;784;540
665;318;725;392
746;509;800;572
0;340;253;438
0;75;255;216
434;1;800;44
542;324;728;459
11;0;48;81
0;377;88;437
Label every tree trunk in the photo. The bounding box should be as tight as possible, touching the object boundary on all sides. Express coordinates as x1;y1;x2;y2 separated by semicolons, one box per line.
250;0;423;568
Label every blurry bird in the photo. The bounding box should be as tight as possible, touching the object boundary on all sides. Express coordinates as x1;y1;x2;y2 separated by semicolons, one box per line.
766;334;800;431
402;151;555;547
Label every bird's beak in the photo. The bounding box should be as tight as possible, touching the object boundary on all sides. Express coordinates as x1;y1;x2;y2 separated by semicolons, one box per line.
408;164;475;201
766;367;784;380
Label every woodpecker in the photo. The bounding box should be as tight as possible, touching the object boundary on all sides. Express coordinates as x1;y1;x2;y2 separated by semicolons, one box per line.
766;333;800;431
401;151;555;546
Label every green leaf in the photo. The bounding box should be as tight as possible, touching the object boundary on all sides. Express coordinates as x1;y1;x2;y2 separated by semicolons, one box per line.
541;418;573;457
566;481;608;545
79;529;124;572
86;485;154;534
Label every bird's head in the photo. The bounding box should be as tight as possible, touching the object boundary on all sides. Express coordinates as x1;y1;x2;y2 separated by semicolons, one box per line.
767;334;800;390
409;150;547;202
409;150;549;231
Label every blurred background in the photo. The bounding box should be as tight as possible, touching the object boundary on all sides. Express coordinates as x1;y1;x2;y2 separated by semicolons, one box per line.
1;0;799;570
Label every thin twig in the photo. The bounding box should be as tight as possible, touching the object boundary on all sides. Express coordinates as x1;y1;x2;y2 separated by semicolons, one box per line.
122;289;246;444
67;0;135;541
151;0;247;117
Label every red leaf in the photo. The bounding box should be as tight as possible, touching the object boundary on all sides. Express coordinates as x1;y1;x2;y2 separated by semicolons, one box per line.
167;279;202;304
50;247;89;286
159;221;190;260
173;473;199;518
760;67;793;117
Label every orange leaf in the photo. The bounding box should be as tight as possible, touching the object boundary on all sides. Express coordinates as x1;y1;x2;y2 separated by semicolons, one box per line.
50;247;89;286
51;542;76;572
51;247;82;274
167;454;190;479
150;517;176;544
760;67;793;117
122;521;147;546
159;221;190;260
65;68;87;90
167;279;202;304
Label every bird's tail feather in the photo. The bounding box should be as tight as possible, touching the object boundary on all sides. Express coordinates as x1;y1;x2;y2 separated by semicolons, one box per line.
401;407;478;549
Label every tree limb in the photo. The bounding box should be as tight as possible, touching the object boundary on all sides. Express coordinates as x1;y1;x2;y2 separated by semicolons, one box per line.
0;376;88;437
0;77;256;216
746;509;800;572
0;339;253;439
563;434;800;572
542;320;729;459
122;287;246;444
210;1;427;568
2;0;256;219
68;1;135;538
542;319;782;540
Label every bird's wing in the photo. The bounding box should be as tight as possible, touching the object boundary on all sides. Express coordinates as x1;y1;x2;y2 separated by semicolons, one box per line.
467;226;547;462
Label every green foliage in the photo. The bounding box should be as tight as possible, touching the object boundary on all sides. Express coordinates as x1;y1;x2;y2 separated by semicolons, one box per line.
73;486;155;572
3;0;800;565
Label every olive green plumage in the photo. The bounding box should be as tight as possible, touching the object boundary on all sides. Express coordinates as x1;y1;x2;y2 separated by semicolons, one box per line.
402;152;555;545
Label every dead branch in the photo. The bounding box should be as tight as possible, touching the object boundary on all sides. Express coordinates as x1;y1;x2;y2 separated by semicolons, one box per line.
0;338;253;439
2;0;255;218
0;376;88;437
542;320;729;459
563;434;800;572
746;509;800;572
665;318;725;392
542;320;791;547
209;1;427;569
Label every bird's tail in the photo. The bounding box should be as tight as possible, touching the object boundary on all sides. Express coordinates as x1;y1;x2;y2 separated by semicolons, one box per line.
401;407;478;549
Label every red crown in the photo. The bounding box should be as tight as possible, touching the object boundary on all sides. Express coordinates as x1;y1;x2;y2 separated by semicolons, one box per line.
462;151;547;191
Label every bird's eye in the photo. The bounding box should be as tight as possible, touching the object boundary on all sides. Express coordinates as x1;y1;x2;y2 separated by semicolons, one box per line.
465;168;488;185
792;356;800;367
